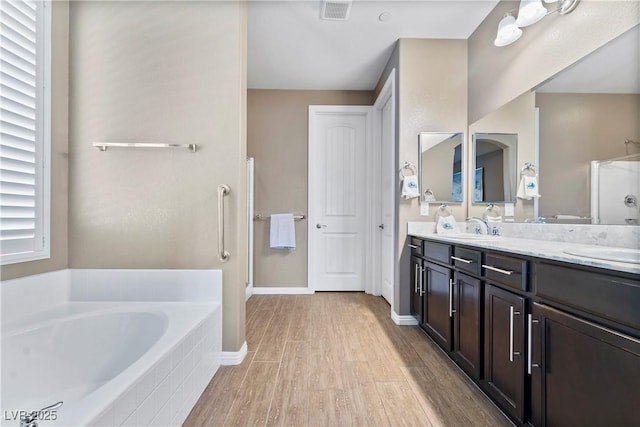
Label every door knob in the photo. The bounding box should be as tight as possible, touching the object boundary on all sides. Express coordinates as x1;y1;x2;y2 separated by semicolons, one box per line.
316;224;327;229
378;224;385;229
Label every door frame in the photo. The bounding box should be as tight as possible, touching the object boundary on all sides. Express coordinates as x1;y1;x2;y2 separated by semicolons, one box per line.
372;69;396;304
308;105;374;293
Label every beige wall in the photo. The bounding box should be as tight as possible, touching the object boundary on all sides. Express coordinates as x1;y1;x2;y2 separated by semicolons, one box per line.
68;1;247;351
376;39;468;315
2;1;70;281
247;90;374;287
468;1;640;124
536;93;640;218
468;91;536;221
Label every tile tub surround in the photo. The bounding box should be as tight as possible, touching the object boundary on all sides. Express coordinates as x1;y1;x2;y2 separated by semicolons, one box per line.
407;222;640;275
1;269;222;427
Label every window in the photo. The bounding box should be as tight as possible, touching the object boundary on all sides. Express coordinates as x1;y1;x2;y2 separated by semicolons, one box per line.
0;0;51;264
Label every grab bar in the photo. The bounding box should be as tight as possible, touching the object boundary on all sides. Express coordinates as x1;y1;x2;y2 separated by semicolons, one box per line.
93;142;197;152
217;184;230;262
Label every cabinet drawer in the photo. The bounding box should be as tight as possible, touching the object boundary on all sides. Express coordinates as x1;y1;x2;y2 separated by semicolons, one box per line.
534;262;640;331
452;246;482;276
408;237;423;256
424;241;452;265
483;253;527;291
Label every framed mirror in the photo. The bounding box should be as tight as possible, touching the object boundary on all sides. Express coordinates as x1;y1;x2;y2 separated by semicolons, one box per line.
418;132;464;204
472;133;518;203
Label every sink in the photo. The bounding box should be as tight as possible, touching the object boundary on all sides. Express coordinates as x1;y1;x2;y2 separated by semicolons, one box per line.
440;234;502;242
563;247;640;264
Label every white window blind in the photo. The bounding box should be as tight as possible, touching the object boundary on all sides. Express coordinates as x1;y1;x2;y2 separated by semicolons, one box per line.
0;0;50;264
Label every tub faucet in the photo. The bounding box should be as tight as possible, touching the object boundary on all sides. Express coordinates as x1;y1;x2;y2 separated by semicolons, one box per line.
465;217;489;234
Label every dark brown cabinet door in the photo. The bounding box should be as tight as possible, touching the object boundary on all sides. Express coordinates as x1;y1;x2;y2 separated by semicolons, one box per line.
484;284;526;423
530;303;640;427
410;256;423;322
423;261;453;351
453;272;482;380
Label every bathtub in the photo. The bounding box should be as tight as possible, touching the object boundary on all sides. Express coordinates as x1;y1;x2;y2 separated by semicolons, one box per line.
1;269;222;427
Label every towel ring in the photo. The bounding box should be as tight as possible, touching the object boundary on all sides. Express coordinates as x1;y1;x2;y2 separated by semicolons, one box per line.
521;162;537;177
485;203;502;219
399;161;417;179
436;203;452;217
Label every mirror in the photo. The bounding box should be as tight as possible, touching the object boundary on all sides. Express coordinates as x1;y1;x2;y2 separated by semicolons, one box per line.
534;25;640;224
472;133;518;203
467;91;535;221
467;25;639;224
418;132;464;203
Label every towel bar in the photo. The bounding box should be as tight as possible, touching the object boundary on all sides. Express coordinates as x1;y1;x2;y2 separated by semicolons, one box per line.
254;214;306;221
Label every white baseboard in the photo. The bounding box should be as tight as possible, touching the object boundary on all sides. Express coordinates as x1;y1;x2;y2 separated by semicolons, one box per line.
220;341;247;366
251;286;314;295
246;285;253;301
391;309;419;326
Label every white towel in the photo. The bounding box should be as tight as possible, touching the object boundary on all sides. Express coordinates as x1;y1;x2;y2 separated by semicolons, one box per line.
436;215;460;234
402;175;420;199
517;176;541;200
486;215;502;235
270;213;296;250
424;190;436;202
486;215;503;224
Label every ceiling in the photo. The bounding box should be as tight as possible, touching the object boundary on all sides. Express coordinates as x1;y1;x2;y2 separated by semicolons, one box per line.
247;0;499;91
537;25;640;94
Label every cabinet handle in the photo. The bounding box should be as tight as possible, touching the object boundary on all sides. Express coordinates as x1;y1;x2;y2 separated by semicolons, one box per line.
451;256;473;264
509;307;521;362
408;244;419;249
449;278;456;317
527;314;540;375
482;264;514;276
419;267;425;296
414;264;419;293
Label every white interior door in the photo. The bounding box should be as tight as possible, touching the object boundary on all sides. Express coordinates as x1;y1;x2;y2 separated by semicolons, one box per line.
380;95;394;304
309;107;370;291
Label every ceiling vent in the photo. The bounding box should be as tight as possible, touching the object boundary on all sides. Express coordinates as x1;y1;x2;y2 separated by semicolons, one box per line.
320;0;352;21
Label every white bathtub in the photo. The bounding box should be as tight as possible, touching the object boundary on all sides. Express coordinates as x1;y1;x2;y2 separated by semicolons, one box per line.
1;269;222;427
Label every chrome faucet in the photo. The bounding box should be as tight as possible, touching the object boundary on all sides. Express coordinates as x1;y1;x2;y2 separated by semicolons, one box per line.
465;217;489;235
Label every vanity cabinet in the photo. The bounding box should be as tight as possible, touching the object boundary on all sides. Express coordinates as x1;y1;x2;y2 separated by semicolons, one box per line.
408;236;640;427
423;261;454;351
415;241;483;379
530;303;640;427
410;255;424;321
484;284;526;423
452;272;482;379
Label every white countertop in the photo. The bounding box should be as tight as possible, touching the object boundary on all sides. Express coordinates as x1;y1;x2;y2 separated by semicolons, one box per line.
408;231;640;275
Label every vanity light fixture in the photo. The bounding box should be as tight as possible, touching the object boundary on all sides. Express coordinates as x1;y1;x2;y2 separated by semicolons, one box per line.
494;13;522;47
494;0;580;47
515;0;547;27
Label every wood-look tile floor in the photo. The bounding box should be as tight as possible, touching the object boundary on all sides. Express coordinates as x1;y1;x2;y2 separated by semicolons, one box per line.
184;293;512;427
